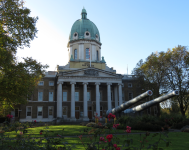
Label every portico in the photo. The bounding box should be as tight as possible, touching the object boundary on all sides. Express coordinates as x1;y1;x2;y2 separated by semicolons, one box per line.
56;67;123;121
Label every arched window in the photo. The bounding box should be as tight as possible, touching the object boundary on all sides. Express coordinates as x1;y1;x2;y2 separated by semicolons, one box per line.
74;49;77;59
86;48;90;59
96;50;99;61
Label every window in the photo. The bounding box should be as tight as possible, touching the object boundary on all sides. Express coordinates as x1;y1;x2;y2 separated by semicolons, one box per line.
86;48;90;59
96;51;99;61
128;83;132;88
49;106;53;116
75;92;79;101
88;106;92;110
100;106;103;110
38;107;43;116
38;81;44;86
100;92;102;101
62;107;67;115
26;106;31;116
87;92;90;101
75;106;79;110
38;92;43;101
128;92;133;100
49;92;53;101
74;49;77;59
63;92;67;101
49;81;54;86
15;109;18;117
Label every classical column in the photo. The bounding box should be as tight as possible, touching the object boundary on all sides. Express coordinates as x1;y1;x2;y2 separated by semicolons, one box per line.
107;83;112;110
95;82;101;117
114;85;118;107
70;82;76;121
83;82;89;121
57;81;63;118
118;83;123;106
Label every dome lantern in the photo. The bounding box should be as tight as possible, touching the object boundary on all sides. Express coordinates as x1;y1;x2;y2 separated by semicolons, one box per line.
81;7;87;19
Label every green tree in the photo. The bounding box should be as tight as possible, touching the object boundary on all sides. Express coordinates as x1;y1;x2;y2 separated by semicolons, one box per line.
164;45;189;116
0;0;48;116
132;52;167;116
133;45;189;116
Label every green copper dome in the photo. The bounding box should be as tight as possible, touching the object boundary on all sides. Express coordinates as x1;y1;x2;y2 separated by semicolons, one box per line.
69;8;101;43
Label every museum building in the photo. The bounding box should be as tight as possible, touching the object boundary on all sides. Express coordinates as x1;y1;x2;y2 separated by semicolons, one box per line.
18;8;158;122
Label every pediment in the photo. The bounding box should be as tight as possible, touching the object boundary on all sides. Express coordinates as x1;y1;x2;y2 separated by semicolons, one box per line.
59;68;122;78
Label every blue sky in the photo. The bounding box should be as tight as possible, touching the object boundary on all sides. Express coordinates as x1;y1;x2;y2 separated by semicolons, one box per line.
16;0;189;74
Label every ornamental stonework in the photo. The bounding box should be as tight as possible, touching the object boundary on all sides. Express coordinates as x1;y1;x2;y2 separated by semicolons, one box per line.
84;69;99;76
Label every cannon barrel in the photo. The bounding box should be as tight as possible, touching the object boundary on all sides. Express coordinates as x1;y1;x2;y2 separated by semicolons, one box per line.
106;90;153;117
124;90;179;114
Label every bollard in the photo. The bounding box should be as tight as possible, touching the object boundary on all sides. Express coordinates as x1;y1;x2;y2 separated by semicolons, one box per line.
105;118;107;123
97;118;98;124
114;117;116;124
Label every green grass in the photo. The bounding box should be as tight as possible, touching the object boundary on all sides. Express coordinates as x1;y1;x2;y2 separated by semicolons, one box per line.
3;125;145;138
2;125;188;149
2;132;188;150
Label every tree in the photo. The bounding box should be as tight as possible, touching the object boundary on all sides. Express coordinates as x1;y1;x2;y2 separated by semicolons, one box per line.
132;52;167;116
164;45;189;116
0;0;48;116
133;45;189;116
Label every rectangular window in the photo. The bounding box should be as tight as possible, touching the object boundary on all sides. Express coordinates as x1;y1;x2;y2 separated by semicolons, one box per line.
49;92;53;101
87;92;90;101
75;92;79;101
63;92;67;101
49;106;53;116
49;81;54;86
62;107;67;115
38;107;43;116
86;48;90;59
75;106;79;111
15;109;18;117
38;81;44;86
128;83;132;88
38;92;43;101
128;92;133;100
26;107;31;116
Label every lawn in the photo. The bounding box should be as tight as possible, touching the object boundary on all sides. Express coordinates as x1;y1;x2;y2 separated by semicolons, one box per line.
1;125;188;149
2;125;145;138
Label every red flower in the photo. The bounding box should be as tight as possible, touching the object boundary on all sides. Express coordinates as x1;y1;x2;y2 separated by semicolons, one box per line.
10;115;13;118
107;113;116;121
113;124;120;129
113;144;117;148
34;120;36;123
126;126;131;133
116;147;120;150
40;132;42;135
100;137;105;141
106;134;113;142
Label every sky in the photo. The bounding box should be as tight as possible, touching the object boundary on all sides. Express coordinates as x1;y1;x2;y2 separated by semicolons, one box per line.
16;0;189;75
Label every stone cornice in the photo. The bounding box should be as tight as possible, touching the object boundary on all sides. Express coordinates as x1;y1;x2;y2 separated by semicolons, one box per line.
57;81;63;84
68;39;101;48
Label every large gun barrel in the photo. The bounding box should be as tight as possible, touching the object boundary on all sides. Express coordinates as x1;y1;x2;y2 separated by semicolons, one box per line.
124;90;179;114
106;90;153;117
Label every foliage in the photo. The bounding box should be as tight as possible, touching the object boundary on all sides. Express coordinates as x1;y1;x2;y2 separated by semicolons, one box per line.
133;45;189;116
0;0;49;116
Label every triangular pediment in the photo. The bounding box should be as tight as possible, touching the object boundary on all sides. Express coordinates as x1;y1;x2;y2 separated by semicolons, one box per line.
59;68;122;78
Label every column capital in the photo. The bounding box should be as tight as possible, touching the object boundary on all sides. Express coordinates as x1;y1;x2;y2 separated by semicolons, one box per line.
107;82;112;85
57;81;63;85
82;82;88;85
70;82;76;85
118;83;123;86
95;82;101;85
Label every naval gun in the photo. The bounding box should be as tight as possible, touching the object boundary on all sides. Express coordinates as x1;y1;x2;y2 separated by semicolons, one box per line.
106;90;153;117
124;90;179;114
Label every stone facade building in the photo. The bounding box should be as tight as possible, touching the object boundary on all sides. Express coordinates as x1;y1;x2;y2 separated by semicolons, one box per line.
16;8;159;122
